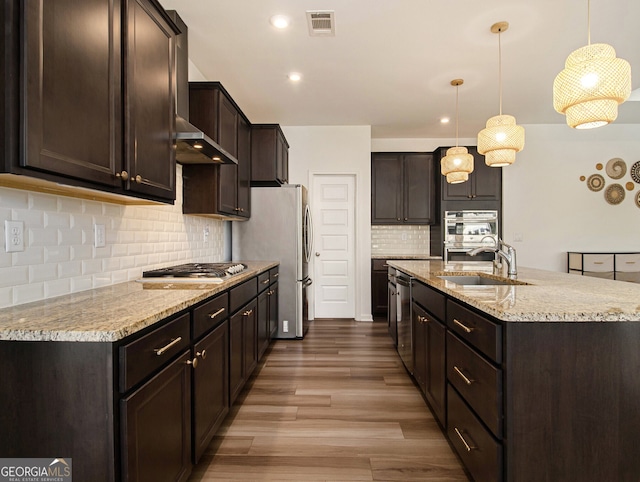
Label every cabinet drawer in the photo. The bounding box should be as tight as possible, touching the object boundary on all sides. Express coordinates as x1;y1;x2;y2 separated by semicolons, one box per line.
119;312;190;392
230;277;257;314
269;266;279;284
615;271;640;283
447;300;502;363
583;254;614;272
448;385;502;482
584;271;614;280
258;271;270;292
447;332;502;438
192;292;228;340
412;280;445;321
615;253;640;273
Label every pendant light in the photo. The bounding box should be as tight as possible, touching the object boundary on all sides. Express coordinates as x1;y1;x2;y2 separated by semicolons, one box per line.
553;0;631;129
441;79;474;184
477;21;525;168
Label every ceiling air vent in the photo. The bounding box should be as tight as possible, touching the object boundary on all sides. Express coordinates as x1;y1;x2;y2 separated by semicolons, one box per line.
306;10;335;36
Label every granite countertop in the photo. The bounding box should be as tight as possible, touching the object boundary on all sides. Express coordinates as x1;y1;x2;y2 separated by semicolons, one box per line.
372;255;442;260
0;261;277;342
389;260;640;322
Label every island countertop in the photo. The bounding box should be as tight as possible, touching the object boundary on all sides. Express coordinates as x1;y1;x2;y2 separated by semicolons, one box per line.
389;260;640;322
0;261;278;342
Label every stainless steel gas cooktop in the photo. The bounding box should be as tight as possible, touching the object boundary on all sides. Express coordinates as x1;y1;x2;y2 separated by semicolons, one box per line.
138;262;247;284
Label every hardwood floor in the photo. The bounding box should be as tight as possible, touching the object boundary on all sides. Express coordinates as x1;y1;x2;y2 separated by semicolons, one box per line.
189;319;469;481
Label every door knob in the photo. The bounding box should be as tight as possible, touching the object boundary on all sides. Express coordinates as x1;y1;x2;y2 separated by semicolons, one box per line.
315;252;320;257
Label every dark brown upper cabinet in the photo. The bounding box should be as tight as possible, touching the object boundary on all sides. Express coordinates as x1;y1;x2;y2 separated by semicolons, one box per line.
371;152;435;225
251;124;289;186
1;0;178;204
438;147;502;202
184;82;251;219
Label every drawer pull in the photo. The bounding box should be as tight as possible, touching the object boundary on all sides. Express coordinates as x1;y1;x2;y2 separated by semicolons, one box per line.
153;337;182;356
454;427;477;452
197;349;207;360
417;315;429;324
593;261;604;265
186;357;198;368
454;366;475;385
208;307;225;320
625;261;636;264
243;309;253;316
453;319;474;333
261;279;270;285
273;273;279;278
268;290;274;296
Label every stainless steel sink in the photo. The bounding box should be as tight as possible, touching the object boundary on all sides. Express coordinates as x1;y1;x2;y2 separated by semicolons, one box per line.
437;274;530;286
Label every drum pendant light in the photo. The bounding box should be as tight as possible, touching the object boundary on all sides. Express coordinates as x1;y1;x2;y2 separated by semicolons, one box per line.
553;0;631;129
441;79;474;184
477;22;525;168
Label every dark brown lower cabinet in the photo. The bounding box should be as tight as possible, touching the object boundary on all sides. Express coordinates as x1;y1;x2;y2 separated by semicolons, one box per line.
192;321;229;464
229;297;258;405
371;259;389;316
268;282;279;339
120;351;192;482
257;289;269;360
243;299;258;377
424;315;446;425
412;302;427;391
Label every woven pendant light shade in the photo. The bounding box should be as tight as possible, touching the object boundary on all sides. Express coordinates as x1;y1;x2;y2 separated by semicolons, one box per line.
553;43;631;129
441;146;474;184
477;114;525;167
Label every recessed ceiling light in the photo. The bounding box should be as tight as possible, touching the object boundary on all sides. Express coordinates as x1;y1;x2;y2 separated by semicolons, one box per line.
288;72;302;82
270;15;290;29
440;117;450;124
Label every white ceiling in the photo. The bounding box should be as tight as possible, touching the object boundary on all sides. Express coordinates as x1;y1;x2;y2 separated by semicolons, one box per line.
159;0;640;139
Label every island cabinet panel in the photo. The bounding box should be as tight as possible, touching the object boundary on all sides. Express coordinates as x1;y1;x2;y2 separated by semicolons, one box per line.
371;259;390;316
411;279;447;426
503;322;640;482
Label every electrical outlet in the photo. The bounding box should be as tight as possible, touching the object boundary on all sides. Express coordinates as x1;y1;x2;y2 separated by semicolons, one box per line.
513;232;524;242
94;224;106;248
5;220;24;253
203;226;210;243
283;320;289;333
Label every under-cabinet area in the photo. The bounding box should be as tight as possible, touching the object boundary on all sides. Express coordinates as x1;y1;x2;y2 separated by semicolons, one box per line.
0;262;278;482
389;259;640;482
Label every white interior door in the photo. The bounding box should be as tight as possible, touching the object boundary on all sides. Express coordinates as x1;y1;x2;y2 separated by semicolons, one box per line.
311;174;355;319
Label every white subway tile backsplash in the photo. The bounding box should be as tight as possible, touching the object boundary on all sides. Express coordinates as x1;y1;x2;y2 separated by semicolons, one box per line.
0;164;225;309
13;282;44;305
371;225;431;257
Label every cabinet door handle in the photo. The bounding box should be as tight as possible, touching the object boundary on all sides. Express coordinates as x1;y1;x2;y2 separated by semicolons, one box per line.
453;366;474;385
397;217;401;221
261;279;270;285
243;309;253;316
153;337;182;356
453;318;474;333
454;427;477;452
208;307;225;319
116;170;129;181
133;174;154;186
417;315;429;324
197;349;207;360
186;357;198;369
273;273;279;277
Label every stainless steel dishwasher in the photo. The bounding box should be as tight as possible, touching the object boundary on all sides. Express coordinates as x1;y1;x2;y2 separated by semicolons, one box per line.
395;272;413;373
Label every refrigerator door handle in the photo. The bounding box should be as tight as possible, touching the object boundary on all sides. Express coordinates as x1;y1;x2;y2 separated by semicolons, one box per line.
304;204;313;264
303;277;313;287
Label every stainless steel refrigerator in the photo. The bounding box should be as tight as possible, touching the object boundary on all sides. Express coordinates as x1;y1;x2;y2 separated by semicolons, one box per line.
232;185;313;339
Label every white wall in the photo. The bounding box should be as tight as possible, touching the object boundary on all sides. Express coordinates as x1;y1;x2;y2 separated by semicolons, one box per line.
0;164;226;308
503;124;640;272
282;125;373;322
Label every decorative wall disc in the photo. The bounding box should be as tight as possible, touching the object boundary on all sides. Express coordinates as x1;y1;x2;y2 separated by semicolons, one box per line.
604;184;625;205
587;174;605;191
626;182;635;191
580;175;586;181
596;163;603;170
631;161;640;183
605;158;626;179
636;191;640;209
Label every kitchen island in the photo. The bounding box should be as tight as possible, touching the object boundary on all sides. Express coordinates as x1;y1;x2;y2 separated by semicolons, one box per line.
0;261;278;482
389;259;640;482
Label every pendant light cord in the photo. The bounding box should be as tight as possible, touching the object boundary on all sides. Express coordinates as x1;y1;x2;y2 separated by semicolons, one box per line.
498;29;503;116
587;0;591;45
455;84;459;147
